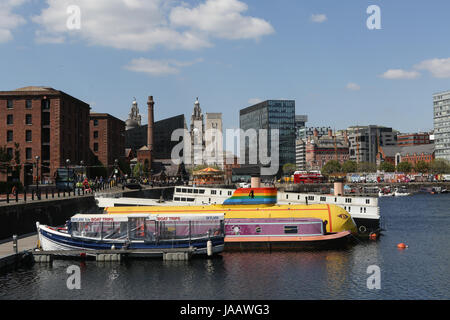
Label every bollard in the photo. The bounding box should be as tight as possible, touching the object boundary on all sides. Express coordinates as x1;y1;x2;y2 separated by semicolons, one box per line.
52;188;54;199
13;235;18;254
15;190;19;202
207;240;213;257
24;188;27;202
6;192;9;204
31;189;34;201
46;188;48;199
57;189;60;197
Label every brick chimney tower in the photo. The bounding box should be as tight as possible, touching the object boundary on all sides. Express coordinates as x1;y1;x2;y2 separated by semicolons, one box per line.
147;96;154;153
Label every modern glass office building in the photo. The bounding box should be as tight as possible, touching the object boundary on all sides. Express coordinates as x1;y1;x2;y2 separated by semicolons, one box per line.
239;100;296;175
433;90;450;161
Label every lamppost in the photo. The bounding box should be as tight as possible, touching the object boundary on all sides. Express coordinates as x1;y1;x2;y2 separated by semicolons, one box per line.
35;156;40;199
66;159;71;191
114;159;119;185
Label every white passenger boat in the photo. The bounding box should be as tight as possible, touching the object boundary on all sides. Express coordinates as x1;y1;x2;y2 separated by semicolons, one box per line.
36;213;225;257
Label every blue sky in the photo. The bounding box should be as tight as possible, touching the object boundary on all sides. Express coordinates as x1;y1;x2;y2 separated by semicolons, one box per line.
2;0;450;136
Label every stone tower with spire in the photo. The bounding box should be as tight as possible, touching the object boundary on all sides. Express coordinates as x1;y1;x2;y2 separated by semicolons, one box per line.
190;97;205;165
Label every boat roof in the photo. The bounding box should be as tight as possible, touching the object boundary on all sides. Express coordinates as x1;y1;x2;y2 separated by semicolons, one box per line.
71;213;224;222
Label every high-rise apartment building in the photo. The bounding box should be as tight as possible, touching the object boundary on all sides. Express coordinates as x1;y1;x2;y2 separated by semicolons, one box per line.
240;100;296;175
433;91;450;161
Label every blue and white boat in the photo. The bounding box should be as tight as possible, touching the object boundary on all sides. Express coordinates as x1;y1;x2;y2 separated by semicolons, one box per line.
36;213;225;257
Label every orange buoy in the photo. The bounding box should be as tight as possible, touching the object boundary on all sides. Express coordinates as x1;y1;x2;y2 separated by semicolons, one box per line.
397;243;408;249
369;233;377;240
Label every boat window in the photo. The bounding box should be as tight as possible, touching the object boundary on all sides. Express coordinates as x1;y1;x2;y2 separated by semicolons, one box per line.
129;217;146;240
188;189;193;193
364;207;366;213
286;194;289;199
181;188;187;193
194;189;199;194
255;226;261;233
345;198;352;203
297;195;300;200
102;221;128;240
284;226;298;234
308;196;314;201
220;191;222;195
71;221;102;239
174;197;180;201
176;188;181;192
187;198;195;202
360;207;363;213
181;197;186;201
366;199;370;204
211;190;217;195
199;189;205;194
320;197;326;201
228;191;232;196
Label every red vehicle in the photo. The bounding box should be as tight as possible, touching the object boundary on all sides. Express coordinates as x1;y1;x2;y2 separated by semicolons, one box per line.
293;171;326;184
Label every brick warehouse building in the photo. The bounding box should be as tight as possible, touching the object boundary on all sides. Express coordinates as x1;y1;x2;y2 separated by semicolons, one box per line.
89;113;125;174
0;86;90;185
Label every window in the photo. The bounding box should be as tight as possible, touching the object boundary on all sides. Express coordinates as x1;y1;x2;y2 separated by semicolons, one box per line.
7;148;13;158
7;114;13;125
320;196;326;201
26;148;32;160
25;114;32;125
42;99;50;110
93;119;98;126
93;143;98;152
93;131;98;139
26;100;32;109
284;226;298;234
26;130;32;142
7;100;13;109
7;130;13;142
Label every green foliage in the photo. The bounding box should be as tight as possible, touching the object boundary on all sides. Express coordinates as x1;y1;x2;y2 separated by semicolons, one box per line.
282;163;297;175
321;160;342;176
396;161;413;173
379;162;395;172
341;160;357;173
414;160;429;174
430;159;450;174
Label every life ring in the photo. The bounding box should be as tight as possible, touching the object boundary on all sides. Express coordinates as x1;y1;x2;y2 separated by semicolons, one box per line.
359;225;367;233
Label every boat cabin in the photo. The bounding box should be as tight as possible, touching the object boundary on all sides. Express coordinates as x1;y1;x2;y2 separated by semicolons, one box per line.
67;213;225;242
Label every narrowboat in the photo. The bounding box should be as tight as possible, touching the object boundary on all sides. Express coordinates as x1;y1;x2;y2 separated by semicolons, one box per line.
36;213;225;257
105;187;358;249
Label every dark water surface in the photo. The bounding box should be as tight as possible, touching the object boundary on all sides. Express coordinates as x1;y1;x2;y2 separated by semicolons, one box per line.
0;194;449;300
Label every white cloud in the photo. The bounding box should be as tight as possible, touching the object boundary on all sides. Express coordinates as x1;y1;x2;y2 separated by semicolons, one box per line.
414;58;450;78
32;0;274;51
310;14;327;23
170;0;274;40
0;0;27;43
248;98;263;105
124;57;203;76
380;69;421;80
346;82;360;91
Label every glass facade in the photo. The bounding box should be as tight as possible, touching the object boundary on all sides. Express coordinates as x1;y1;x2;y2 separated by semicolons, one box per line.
240;100;296;174
434;91;450;161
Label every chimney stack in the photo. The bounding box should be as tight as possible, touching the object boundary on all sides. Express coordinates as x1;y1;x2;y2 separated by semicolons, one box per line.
147;96;154;153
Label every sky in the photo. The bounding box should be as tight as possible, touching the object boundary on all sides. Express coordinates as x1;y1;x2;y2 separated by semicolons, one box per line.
2;0;450;137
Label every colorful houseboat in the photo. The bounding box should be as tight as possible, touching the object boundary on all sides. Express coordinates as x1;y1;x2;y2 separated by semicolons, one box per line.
105;187;357;249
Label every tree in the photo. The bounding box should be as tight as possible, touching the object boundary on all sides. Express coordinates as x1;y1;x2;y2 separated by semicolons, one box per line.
396;161;412;173
341;160;357;173
282;163;297;176
414;160;429;174
321;160;342;176
379;162;395;172
430;159;450;174
357;162;377;173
